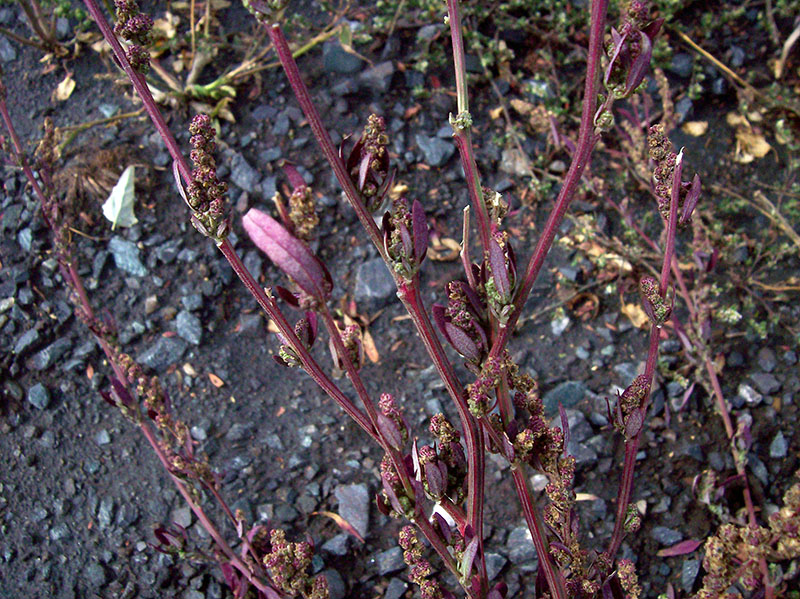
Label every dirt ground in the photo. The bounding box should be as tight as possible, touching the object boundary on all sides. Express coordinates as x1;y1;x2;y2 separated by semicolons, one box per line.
1;1;799;598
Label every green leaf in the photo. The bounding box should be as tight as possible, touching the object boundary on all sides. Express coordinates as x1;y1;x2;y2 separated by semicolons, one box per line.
102;165;138;230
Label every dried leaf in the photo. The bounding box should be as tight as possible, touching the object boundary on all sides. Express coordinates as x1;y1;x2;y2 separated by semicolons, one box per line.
53;73;76;101
681;121;708;136
621;302;649;329
208;373;224;387
312;511;365;543
362;329;380;363
428;237;461;261
489;106;504;119
735;128;772;162
102;165;138;229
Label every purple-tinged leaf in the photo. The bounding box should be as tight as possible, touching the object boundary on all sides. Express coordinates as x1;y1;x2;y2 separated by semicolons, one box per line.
173;160;188;205
656;539;702;557
488;236;511;301
243;208;331;302
679;173;702;225
275;285;300;308
625;30;652;94
604;28;628;86
382;475;405;515
434;511;452;542
488;582;508;599
281;162;305;191
559;403;570;454
377;414;404;451
624;407;644;439
460;536;480;578
643;18;664;41
375;491;391;516
500;432;515;462
424;461;446;499
444;322;480;361
412;200;428;263
358;153;371;192
110;378;135;407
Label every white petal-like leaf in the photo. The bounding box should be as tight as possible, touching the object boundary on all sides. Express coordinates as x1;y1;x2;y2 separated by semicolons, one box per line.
102;165;138;229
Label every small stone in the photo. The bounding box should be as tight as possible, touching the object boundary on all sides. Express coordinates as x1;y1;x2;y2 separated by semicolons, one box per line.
371;547;405;575
384;578;407;599
30;338;72;370
95;429;111;445
334;483;369;539
49;523;71;542
757;348;777;372
109;237;148;277
85;561;108;587
550;315;570;337
359;61;395;93
181;294;203;312
670;53;693;78
0;36;16;62
144;295;159;315
415;133;455;167
750;372;781;395
27;383;50;410
322;569;346;599
769;431;788;459
14;328;40;356
737;383;763;406
543;381;587;413
323;40;362;74
230;152;259;193
98;497;115;529
485;552;507;581
681;559;700;593
176;310;202;345
137;336;187;371
321;533;350;557
651;526;682;546
507;526;537;565
172;506;193;528
354;259;395;310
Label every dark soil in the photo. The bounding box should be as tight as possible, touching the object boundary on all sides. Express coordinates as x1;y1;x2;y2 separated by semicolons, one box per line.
1;2;799;599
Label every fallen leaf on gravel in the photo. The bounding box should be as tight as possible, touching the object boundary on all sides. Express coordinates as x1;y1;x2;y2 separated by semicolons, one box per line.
734;128;772;162
657;539;702;557
681;121;708;136
53;73;75;101
313;511;365;543
621;302;649;329
428;237;461;261
208;373;224;387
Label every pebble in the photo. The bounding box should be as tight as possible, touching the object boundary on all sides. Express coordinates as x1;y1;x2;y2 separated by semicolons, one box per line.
485;552;507;581
98;497;115;529
323;40;362;74
95;429;111;445
736;383;763;407
230;152;260;193
681;559;701;593
543;381;586;413
85;561;108;587
769;431;788;458
27;383;50;410
415;134;455;167
109;237;148;277
651;526;682;546
322;569;346;599
358;61;395;93
0;35;16;62
550;315;571;337
137;336;188;371
321;533;350;557
670;53;693;78
14;328;40;356
756;348;777;372
181;293;204;312
30;338;72;370
750;372;781;395
354;259;395;310
507;526;537;566
334;483;369;539
384;578;407;599
176;310;202;345
371;547;405;575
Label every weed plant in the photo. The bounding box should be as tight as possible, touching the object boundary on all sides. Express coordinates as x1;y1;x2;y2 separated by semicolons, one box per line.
1;0;799;598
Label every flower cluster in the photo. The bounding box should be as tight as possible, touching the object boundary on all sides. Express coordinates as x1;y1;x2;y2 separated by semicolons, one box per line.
433;281;487;365
113;0;153;73
347;114;392;211
382;197;428;279
398;526;443;599
183;114;230;242
648;124;702;225
378;393;409;451
264;529;329;598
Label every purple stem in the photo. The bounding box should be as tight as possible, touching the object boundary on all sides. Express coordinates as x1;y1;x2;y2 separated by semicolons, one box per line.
486;0;609;362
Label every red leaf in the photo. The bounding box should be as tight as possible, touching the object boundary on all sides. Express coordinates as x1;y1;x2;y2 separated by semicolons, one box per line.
656;539;702;557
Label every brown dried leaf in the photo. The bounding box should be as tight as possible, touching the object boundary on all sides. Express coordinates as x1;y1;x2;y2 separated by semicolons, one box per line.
681;121;708;136
735;128;772;162
427;237;461;262
312;511;365;543
53;73;76;101
621;302;649;329
362;329;380;363
208;373;225;387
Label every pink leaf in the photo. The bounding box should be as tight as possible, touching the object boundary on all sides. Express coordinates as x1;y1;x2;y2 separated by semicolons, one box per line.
657;539;702;557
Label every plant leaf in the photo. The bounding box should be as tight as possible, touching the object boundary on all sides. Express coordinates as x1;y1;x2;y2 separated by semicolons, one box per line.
656;539;702;557
102;165;138;229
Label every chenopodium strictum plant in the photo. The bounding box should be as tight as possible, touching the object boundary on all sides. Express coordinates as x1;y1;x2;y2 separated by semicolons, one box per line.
69;0;733;597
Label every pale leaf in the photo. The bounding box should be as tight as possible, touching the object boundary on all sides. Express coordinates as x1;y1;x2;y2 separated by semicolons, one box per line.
621;302;649;329
681;121;708;136
102;166;138;230
54;73;76;101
